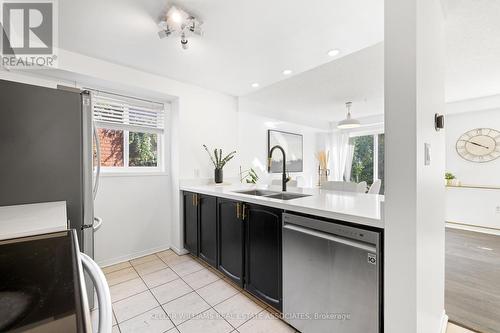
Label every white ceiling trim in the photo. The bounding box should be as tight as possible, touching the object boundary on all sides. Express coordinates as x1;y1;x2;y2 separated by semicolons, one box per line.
446;93;500;115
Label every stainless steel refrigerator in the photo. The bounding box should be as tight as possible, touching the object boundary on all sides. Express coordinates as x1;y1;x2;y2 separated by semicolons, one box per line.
0;79;101;306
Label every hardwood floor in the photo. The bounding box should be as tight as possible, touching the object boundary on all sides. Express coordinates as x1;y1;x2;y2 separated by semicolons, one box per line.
446;228;500;333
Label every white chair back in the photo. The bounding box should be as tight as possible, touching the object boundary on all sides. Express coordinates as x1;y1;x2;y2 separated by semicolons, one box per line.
357;181;368;193
295;176;305;188
368;179;382;194
321;181;366;193
320;181;345;191
342;182;361;192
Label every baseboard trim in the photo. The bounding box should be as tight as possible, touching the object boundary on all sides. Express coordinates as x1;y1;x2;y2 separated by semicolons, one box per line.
446;222;500;236
170;244;189;256
98;244;171;267
440;311;449;333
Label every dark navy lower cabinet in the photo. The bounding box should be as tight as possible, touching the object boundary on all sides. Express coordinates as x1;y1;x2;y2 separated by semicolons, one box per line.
217;198;245;287
184;192;283;310
183;192;199;256
244;203;283;311
198;194;217;268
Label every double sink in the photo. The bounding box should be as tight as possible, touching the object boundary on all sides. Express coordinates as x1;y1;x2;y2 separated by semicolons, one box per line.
233;189;311;201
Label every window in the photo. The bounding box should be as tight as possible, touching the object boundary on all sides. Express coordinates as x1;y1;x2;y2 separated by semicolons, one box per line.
350;135;374;184
349;133;384;193
377;134;385;193
92;92;165;172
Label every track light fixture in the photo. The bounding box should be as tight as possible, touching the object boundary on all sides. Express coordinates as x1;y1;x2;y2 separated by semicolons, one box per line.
158;6;203;50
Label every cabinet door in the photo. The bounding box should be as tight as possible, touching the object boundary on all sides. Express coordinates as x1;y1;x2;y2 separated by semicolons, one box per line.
245;203;282;310
218;198;245;286
183;192;198;255
199;195;217;267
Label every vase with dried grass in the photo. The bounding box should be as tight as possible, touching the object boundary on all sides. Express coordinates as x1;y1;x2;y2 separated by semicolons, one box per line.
315;150;330;186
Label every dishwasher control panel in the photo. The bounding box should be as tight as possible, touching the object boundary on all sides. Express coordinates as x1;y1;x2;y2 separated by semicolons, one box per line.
282;212;380;247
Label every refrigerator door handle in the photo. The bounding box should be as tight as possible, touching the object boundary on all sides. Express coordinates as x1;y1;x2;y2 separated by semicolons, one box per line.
80;252;112;333
93;122;101;200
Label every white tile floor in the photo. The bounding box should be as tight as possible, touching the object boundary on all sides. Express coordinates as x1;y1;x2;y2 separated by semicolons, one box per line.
98;250;298;333
446;323;478;333
99;250;477;333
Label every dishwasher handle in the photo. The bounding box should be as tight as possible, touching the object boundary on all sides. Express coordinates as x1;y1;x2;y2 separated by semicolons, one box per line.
283;223;376;253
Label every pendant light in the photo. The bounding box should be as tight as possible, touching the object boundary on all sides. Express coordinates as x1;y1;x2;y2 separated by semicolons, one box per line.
337;101;360;129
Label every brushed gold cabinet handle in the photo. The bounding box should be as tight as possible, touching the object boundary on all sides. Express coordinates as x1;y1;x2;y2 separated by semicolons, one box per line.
236;202;241;219
242;204;246;220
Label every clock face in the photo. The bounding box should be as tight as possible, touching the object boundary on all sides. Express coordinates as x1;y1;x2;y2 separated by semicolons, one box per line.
456;128;500;163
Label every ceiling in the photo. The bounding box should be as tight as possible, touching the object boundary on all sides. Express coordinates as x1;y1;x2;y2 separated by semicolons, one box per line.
57;0;500;124
58;0;384;96
243;0;500;124
241;43;384;124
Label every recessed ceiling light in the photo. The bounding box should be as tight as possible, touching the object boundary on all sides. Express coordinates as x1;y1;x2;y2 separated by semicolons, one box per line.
327;49;340;57
251;83;260;88
283;69;292;75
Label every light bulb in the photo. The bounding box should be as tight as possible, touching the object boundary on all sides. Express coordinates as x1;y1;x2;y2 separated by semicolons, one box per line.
171;11;182;23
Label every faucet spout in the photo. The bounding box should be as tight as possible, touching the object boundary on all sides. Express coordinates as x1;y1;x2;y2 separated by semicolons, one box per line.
268;145;288;192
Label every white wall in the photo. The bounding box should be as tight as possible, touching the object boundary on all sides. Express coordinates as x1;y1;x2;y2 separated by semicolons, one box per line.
93;175;171;266
53;49;240;181
445;108;500;231
446;109;500;185
385;0;446;333
238;103;328;188
1;49;240;264
57;50;240;258
3;53;332;263
0;71;175;265
446;187;500;231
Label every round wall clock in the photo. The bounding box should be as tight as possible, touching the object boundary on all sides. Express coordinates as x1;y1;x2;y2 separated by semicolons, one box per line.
456;128;500;163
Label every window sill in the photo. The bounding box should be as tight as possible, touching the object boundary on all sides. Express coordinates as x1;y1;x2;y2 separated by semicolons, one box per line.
100;171;169;177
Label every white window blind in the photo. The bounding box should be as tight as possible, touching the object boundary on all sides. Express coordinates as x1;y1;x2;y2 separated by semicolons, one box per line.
92;91;165;133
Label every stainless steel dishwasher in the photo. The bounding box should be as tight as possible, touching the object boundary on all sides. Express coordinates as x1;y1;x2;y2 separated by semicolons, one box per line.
282;213;382;333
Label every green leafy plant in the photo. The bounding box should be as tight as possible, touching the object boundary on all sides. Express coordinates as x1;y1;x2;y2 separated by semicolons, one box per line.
445;172;456;180
353;159;364;183
129;132;158;167
240;167;259;184
203;145;236;169
349;135;373;184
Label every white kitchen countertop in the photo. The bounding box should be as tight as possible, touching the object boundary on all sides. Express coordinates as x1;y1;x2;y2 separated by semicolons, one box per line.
180;183;384;229
0;201;68;240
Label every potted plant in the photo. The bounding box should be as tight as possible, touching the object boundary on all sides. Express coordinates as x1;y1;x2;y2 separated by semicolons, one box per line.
240;166;259;184
353;159;364;183
445;172;456;186
203;145;236;184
